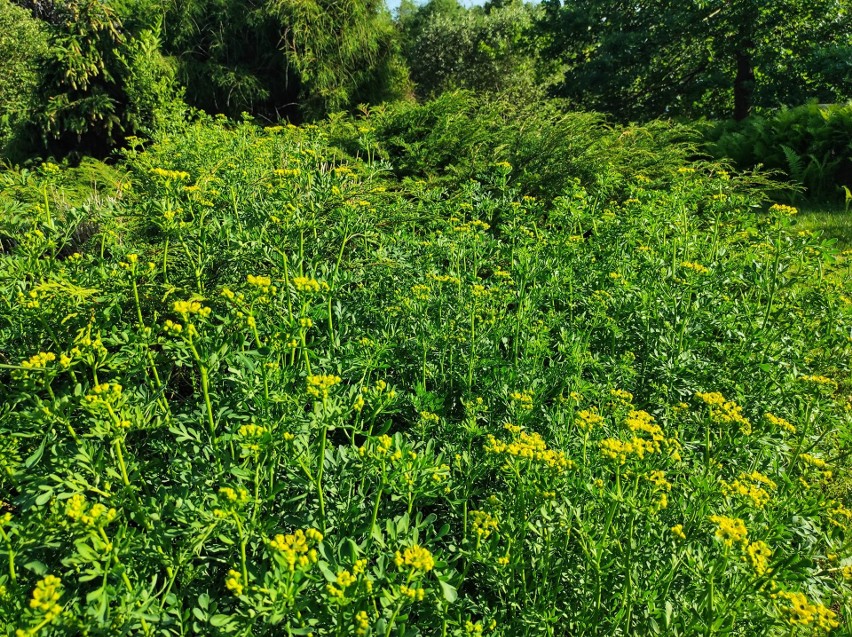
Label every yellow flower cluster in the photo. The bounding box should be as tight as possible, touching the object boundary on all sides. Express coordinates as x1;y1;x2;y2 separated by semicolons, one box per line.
695;392;752;435
769;203;798;216
509;391;533;410
247;274;272;288
599;437;657;464
225;569;244;596
485;426;573;472
610;388;633;403
775;591;838;631
173;300;211;318
65;494;117;528
395;545;434;573
307;374;342;398
744;540;772;575
410;284;430;301
681;261;710;275
267;528;323;571
419;411;440;427
151;167;190;180
764;412;796;434
163;319;183;334
453;219;491;234
646;470;671;492
800;453;828;469
21;352;56;369
721;471;776;509
427;273;461;286
238;424;267;452
576;409;604;431
274;168;301;177
709;515;748;547
27;575;62;620
84;382;123;406
470;510;499;539
327;568;359;597
399;584;426;600
218;486;250;507
625;410;666;446
355;610;370;635
292;276;329;293
671;524;686;540
799;374;837;387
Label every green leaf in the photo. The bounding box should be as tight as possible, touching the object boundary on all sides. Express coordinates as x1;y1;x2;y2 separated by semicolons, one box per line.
438;579;457;603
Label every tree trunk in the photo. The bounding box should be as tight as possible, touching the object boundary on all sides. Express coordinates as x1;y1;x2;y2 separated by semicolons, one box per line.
733;48;754;120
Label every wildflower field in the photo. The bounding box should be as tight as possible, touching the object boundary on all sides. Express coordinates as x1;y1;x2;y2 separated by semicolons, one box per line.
1;107;851;636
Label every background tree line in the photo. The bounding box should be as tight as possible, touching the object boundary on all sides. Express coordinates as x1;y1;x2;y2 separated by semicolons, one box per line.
1;0;851;164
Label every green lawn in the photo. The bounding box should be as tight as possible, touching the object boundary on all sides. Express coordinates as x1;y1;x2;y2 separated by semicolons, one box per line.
798;204;852;250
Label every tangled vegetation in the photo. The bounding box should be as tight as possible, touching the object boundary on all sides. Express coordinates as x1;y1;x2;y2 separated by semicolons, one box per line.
0;107;850;636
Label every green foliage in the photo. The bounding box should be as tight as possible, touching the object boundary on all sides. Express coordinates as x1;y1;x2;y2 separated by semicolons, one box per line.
162;0;410;121
401;1;542;99
325;92;750;204
538;0;852;121
705;102;852;202
11;0;184;158
0;106;850;635
0;1;49;157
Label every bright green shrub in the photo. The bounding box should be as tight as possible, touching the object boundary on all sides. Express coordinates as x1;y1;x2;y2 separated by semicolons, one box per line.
403;2;542;99
0;1;49;157
326;92;744;203
705;102;852;202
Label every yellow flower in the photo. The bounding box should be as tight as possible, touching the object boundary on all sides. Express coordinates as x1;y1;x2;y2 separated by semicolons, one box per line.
509;391;534;410
776;590;838;631
267;528;322;571
671;525;686;540
355;610;370;635
799;374;837;388
695;391;751;435
225;569;244;596
681;261;710;275
486;428;573;471
709;515;748;546
765;412;796;434
28;575;62;621
769;203;798;216
745;541;772;575
394;545;434;573
306;374;342;398
21;352;56;369
470;510;499;539
173;300;211;318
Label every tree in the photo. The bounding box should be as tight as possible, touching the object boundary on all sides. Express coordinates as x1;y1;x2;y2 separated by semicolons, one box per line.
538;0;852;121
0;0;49;156
10;0;182;157
160;0;410;121
401;0;544;99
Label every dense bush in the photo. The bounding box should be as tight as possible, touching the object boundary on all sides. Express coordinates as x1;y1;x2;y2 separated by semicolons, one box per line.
401;1;542;99
0;1;49;156
161;0;410;121
325;92;754;204
3;0;183;159
705;102;852;202
0;109;849;635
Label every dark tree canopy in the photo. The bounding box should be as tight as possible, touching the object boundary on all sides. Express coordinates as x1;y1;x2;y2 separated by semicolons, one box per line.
538;0;852;120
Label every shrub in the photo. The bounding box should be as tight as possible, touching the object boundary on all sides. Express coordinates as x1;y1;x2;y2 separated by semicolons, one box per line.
705;102;852;202
0;0;49;157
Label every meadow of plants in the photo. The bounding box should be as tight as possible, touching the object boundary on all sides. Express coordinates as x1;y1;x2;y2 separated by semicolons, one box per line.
1;101;851;636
